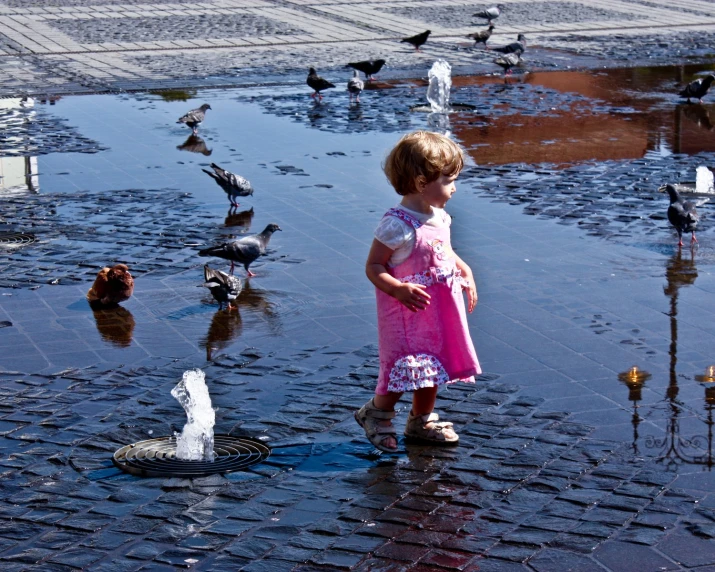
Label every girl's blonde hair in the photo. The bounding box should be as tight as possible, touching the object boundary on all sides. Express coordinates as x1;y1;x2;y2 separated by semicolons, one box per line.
383;131;464;196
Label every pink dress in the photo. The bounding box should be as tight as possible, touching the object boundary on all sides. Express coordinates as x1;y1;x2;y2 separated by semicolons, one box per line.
375;207;481;395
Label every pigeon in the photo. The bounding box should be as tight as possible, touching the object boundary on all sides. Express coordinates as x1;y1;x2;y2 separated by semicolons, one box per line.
177;103;211;134
203;265;242;310
177;134;212;156
679;74;715;104
347;70;365;103
494;52;522;75
466;24;494;48
473;4;503;24
346;59;386;80
492;33;526;55
660;184;707;246
401;30;431;52
87;264;134;307
202;163;254;208
307;68;336;100
199;223;282;276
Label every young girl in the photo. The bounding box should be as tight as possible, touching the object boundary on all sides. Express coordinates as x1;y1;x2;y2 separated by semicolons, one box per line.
355;131;481;453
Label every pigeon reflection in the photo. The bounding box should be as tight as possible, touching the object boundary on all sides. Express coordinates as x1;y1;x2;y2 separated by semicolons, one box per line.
200;282;281;360
177;134;212;156
679;103;714;131
200;305;243;361
90;304;135;348
224;206;254;233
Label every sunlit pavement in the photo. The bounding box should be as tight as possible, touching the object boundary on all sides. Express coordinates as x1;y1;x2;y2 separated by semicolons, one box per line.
2;1;715;571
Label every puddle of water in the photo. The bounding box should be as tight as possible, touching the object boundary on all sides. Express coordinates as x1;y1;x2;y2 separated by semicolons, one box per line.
2;64;715;474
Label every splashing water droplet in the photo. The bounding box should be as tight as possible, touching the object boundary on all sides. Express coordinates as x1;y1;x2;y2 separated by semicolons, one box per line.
171;369;216;461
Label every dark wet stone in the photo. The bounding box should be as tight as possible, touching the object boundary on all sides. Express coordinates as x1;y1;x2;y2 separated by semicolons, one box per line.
310;549;364;569
594;540;678;571
154;547;205;567
396;530;452;547
223;537;276;559
529;548;604;572
0;520;49;540
374;542;430;561
420;548;477;569
616;525;667;545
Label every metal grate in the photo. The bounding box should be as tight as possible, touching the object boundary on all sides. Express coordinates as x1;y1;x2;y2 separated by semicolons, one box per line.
0;232;35;247
112;435;271;478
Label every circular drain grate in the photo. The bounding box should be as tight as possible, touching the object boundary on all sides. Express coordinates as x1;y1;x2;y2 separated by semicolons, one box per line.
112;435;270;478
0;232;35;247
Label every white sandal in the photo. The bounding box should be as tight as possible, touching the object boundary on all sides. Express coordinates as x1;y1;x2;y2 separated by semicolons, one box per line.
354;398;398;453
404;411;459;445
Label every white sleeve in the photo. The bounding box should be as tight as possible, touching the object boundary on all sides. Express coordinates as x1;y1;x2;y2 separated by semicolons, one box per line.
374;216;414;250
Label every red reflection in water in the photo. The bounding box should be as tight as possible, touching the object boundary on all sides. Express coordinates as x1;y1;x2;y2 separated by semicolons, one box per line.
447;66;715;167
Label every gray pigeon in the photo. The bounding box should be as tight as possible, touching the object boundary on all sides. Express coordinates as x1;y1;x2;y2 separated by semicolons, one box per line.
177;103;211;134
199;223;282;276
492;34;526;55
347;71;365;103
203;265;242;310
346;59;386;80
474;4;503;24
202;163;254;207
467;24;494;48
660;184;708;247
679;74;715;104
494;52;522;75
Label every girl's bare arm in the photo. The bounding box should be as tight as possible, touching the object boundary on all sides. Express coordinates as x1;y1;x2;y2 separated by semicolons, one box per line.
366;239;431;312
454;253;477;312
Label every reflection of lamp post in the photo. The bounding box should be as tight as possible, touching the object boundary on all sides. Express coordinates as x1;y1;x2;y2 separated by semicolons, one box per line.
619;366;651;454
694;366;715;470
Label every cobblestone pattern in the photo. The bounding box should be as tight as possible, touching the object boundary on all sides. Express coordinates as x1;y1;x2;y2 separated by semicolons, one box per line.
0;347;712;570
548;30;715;63
246;80;595;136
462;152;715;247
0;188;292;289
0;104;106;157
1;0;201;5
51;13;307;45
628;0;715;18
385;2;647;28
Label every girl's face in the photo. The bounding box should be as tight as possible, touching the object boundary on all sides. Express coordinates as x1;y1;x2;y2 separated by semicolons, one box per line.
420;172;458;209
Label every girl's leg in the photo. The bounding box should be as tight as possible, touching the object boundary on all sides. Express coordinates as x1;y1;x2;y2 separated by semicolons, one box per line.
372;392;402;450
409;386;457;441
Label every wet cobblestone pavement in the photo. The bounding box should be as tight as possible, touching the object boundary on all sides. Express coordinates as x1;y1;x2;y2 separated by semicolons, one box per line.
3;1;715;571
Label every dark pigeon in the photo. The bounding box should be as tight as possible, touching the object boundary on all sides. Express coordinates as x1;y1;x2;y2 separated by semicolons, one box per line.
401;30;431;51
347;70;365;103
203;265;242;310
679;74;715;104
199;223;282;276
474;4;503;24
660;184;707;247
307;68;336;100
202;163;254;208
494;52;522;75
346;59;386;80
467;24;494;48
177;103;211;134
492;33;526;54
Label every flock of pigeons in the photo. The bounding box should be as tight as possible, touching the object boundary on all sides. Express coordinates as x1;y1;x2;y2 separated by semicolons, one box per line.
87;5;713;310
87;105;283;312
306;4;528;101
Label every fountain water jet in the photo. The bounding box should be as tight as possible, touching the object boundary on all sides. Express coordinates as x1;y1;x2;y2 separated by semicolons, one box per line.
171;368;215;461
696;166;714;194
411;60;476;116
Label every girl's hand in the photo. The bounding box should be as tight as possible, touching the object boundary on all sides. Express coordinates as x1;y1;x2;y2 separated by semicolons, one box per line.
464;280;478;313
393;282;431;312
